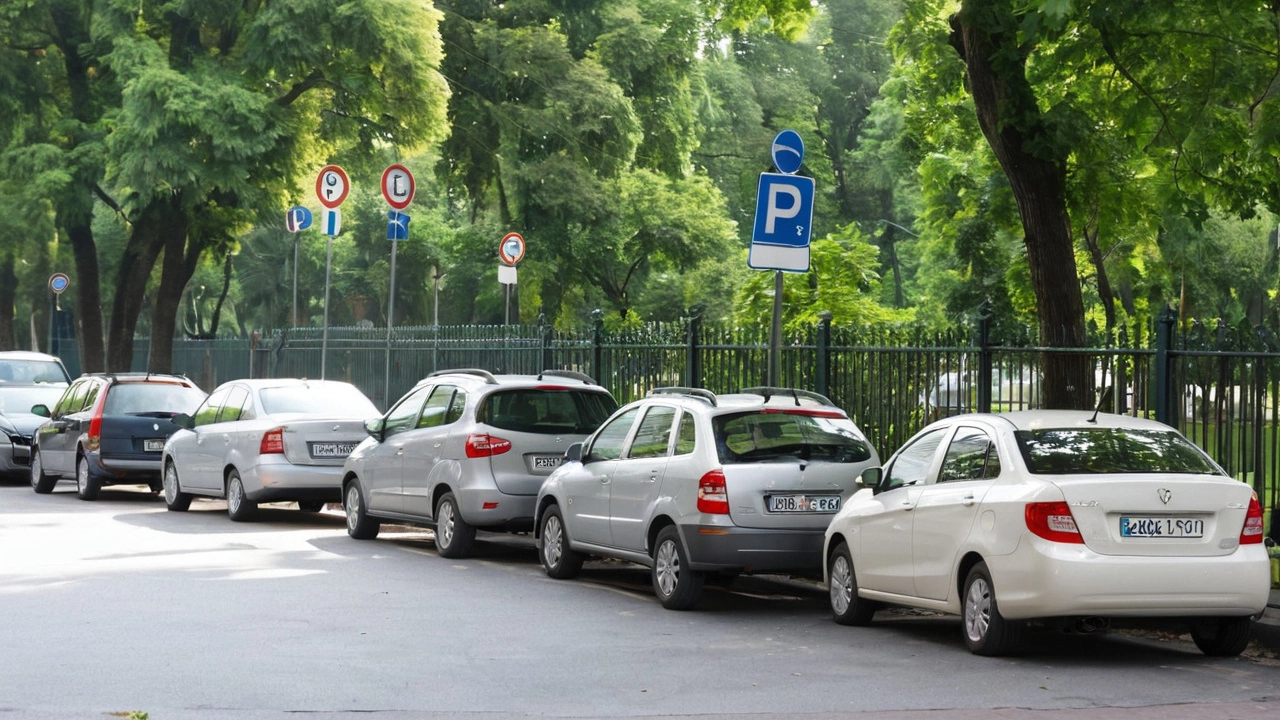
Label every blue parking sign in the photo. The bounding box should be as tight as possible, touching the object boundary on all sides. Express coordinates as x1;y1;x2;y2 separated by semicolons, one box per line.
387;211;410;241
749;173;814;273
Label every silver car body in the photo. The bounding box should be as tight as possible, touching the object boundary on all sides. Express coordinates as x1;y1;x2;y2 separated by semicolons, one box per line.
163;379;377;504
0;351;72;386
0;385;66;475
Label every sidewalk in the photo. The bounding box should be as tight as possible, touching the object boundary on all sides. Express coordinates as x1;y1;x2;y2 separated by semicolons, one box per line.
1252;587;1280;655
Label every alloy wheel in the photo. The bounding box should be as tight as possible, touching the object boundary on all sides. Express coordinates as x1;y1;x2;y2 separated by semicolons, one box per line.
543;515;564;568
965;576;992;643
30;452;41;489
77;458;88;494
830;555;853;615
654;538;679;597
438;499;455;548
228;478;242;514
345;485;360;532
163;465;178;505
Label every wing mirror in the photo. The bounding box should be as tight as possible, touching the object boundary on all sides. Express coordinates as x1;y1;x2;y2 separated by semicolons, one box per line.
172;413;194;430
364;417;386;441
30;404;50;418
564;442;583;463
858;467;883;494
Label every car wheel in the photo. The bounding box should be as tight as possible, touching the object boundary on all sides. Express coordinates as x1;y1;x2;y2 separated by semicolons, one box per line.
75;454;101;501
225;470;256;522
148;481;162;494
539;505;583;579
30;448;55;494
828;542;876;626
434;491;475;559
343;480;380;540
1190;617;1252;657
162;461;192;512
962;561;1022;656
651;525;704;610
298;500;325;512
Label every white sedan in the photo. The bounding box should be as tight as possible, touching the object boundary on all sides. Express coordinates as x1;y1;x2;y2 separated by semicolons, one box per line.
162;379;378;521
823;410;1270;656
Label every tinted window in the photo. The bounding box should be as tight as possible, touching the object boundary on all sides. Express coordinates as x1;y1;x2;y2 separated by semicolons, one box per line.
218;387;250;423
589;407;639;461
194;388;229;427
674;412;697;455
56;381;90;416
417;385;458;429
0;359;69;385
105;382;205;417
1015;428;1221;475
884;428;947;490
383;386;431;439
445;390;467;424
627;406;676;459
259;383;377;417
938;427;1000;482
480;389;616;435
712;410;873;464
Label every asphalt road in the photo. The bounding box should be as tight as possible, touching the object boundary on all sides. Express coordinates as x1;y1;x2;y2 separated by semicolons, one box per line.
1;482;1278;720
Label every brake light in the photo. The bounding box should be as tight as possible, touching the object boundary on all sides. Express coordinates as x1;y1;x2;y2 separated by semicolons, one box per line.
1025;501;1084;544
259;427;285;455
697;469;729;514
1240;494;1264;545
85;391;105;452
465;433;512;458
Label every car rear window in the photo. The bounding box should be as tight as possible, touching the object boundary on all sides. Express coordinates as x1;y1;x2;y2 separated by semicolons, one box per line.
1014;428;1222;475
713;410;873;463
103;383;205;416
259;384;378;417
0;359;69;385
480;389;617;434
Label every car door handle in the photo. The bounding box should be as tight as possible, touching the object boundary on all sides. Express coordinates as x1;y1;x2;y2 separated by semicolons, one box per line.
396;448;404;456
433;443;442;448
196;437;204;445
901;501;913;510
600;476;610;484
962;495;976;507
222;434;231;443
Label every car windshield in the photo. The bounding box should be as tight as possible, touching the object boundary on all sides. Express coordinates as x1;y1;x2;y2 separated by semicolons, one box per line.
259;383;378;417
0;386;64;416
0;359;69;385
104;382;206;416
480;389;617;434
1014;427;1222;475
713;410;873;463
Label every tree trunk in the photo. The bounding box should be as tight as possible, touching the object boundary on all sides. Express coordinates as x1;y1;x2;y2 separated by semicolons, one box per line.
105;195;176;371
951;1;1091;409
64;222;105;372
0;254;15;350
147;214;198;374
1083;227;1116;336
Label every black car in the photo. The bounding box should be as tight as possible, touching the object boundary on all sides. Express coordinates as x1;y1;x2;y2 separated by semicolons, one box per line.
30;373;207;499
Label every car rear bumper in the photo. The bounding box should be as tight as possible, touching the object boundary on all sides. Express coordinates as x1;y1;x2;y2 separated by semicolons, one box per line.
241;460;344;503
992;535;1272;619
89;452;162;481
678;524;825;573
455;487;535;532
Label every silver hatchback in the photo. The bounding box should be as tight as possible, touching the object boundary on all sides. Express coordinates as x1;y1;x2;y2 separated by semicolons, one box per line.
341;369;617;558
535;387;880;609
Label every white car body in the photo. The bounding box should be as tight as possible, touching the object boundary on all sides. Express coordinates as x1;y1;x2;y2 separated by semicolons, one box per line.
823;410;1270;654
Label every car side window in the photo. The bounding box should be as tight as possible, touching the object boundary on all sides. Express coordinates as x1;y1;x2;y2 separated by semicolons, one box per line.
417;385;458;429
56;380;89;416
883;428;947;491
218;386;250;423
626;406;676;459
81;380;102;413
938;427;1000;483
384;385;432;439
445;389;467;424
588;407;640;462
194;388;230;427
674;411;697;455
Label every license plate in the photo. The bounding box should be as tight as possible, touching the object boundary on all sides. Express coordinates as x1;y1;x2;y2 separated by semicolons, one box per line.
767;494;841;513
1120;516;1204;538
309;442;357;459
533;455;562;469
143;439;165;453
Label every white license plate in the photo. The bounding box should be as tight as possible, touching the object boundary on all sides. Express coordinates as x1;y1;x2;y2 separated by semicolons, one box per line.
143;439;165;453
533;455;562;469
1120;516;1204;538
310;442;357;458
767;494;841;513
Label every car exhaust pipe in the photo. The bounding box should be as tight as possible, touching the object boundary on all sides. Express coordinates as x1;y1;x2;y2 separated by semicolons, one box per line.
1073;616;1110;634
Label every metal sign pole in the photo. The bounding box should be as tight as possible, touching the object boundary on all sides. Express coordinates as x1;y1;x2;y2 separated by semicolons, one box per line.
505;283;511;326
292;235;299;329
384;241;398;408
769;270;783;386
321;236;332;380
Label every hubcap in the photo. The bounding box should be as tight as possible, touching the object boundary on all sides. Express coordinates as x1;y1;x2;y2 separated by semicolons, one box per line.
438;500;454;548
544;515;563;568
830;555;853;615
77;458;88;493
229;477;241;513
30;452;40;488
654;539;679;597
164;465;178;504
965;576;992;643
345;486;360;531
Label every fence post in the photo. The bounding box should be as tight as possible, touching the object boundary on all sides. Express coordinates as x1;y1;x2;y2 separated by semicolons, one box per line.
816;311;832;398
591;309;604;382
685;309;703;388
538;313;553;370
1154;305;1176;427
976;303;993;413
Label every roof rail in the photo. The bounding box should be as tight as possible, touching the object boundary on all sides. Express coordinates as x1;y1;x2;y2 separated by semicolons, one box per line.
738;386;836;407
537;369;596;385
428;368;498;385
648;387;717;406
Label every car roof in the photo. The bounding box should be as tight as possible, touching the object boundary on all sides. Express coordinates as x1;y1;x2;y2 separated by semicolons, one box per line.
638;387;848;417
993;410;1174;432
78;372;194;385
218;378;355;390
0;351;65;363
413;369;608;392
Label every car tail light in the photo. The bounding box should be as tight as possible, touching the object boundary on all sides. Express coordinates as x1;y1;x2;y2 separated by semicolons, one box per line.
1025;501;1084;544
697;469;729;514
1240;494;1264;545
260;427;285;455
465;433;512;458
85;391;105;452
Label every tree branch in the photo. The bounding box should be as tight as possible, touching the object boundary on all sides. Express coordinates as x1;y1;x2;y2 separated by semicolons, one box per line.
275;70;325;107
92;184;126;221
1099;32;1174;154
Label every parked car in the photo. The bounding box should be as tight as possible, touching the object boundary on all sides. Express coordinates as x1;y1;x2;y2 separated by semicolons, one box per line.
161;379;378;520
535;386;880;610
30;373;206;499
341;369;617;558
0;384;67;478
0;351;72;386
822;410;1271;657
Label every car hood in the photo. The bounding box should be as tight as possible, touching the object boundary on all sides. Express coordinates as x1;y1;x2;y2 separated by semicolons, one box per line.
0;412;46;436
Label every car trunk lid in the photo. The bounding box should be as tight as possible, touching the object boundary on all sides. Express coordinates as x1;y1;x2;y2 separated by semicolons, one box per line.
276;418;370;466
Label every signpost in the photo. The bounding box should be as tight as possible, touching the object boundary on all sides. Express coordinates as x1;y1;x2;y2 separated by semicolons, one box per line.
285;206;313;329
381;164;415;408
47;273;69;356
316;165;350;380
498;232;525;325
750;130;814;386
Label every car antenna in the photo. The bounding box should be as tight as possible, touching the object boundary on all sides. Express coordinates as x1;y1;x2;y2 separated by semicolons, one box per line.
1087;386;1110;424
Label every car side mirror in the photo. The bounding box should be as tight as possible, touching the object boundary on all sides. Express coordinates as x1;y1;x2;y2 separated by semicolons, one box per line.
31;404;50;418
564;442;583;463
173;413;194;430
364;417;386;441
859;467;883;493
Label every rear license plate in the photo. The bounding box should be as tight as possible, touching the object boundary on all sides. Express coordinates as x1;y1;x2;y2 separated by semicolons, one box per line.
767;494;840;513
143;439;165;453
533;455;562;469
1120;516;1204;538
309;442;358;459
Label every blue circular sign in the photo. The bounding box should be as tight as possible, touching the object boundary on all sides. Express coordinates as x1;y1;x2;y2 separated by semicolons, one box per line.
49;273;70;295
771;129;805;175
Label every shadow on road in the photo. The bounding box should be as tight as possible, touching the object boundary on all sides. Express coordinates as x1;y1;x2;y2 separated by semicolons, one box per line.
114;502;348;534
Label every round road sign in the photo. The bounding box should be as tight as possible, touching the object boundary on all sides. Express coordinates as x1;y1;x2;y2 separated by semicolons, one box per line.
49;273;70;295
315;165;351;209
499;232;526;265
771;129;805;175
381;164;416;210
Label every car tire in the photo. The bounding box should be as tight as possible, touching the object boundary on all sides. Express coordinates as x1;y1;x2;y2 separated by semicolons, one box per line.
75;453;101;501
434;491;475;559
962;561;1022;656
298;500;325;512
539;505;583;579
225;470;257;522
148;481;162;494
651;525;704;610
30;447;55;494
1190;617;1252;657
162;461;192;512
828;542;876;626
344;480;380;540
